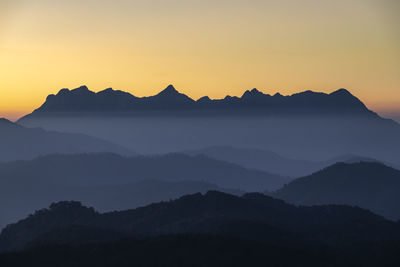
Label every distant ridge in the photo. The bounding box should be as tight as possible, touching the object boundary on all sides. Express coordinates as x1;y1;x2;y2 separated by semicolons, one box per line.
273;162;400;220
183;146;384;177
19;85;378;119
0;119;134;162
0;152;287;192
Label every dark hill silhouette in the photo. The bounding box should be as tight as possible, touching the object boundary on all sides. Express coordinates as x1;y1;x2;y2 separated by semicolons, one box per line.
0;191;398;252
0;153;280;229
273;162;400;220
18;85;377;117
0;118;133;162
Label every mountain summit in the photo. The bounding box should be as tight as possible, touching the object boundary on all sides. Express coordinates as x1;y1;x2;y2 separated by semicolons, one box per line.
144;85;195;108
19;85;377;118
157;84;180;96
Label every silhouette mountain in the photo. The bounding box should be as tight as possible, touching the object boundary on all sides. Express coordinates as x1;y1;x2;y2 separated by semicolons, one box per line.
0;191;398;252
0;118;133;162
273;162;400;220
142;84;195;109
18;85;377;118
0;153;282;229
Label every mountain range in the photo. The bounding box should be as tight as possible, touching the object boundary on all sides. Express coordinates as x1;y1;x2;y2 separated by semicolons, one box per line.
19;85;378;118
273;162;400;220
2;152;398;230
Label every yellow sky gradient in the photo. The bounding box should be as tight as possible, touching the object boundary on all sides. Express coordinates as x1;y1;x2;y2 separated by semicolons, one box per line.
0;0;399;120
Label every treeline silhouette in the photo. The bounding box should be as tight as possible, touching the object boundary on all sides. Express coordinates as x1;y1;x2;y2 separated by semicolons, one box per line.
1;191;400;266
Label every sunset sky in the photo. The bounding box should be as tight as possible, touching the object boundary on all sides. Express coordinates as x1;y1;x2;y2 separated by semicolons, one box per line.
0;0;399;120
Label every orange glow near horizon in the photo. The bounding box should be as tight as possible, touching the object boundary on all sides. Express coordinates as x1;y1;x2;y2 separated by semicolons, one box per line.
0;0;399;121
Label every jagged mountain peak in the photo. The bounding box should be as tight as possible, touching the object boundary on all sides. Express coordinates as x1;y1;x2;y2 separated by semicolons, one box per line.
150;85;195;106
242;88;264;98
99;88;115;93
56;88;70;95
68;85;93;96
197;96;212;103
55;85;92;96
73;85;90;92
157;84;181;96
330;88;353;97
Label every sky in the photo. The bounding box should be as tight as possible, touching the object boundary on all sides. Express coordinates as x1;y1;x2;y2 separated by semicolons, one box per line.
0;0;399;121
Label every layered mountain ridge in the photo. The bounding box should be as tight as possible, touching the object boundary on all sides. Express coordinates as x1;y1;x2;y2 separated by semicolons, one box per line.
0;152;283;229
